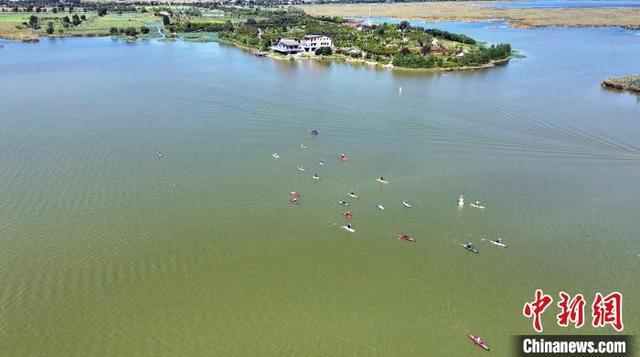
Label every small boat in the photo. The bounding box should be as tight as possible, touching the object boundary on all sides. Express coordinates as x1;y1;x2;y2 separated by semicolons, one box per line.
469;201;485;209
397;234;416;243
376;177;389;184
375;204;385;210
312;174;321;180
272;153;280;159
348;192;359;199
341;225;356;233
289;191;301;198
253;50;267;57
299;144;308;149
297;165;306;172
489;237;507;248
458;195;465;207
156;151;163;158
343;211;353;219
289;198;300;205
468;334;490;351
338;200;350;207
339;154;349;161
402;200;412;208
317;160;325;166
462;242;479;254
309;129;319;135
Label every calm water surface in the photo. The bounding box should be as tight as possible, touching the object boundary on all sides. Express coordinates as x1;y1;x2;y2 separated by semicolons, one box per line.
0;23;639;356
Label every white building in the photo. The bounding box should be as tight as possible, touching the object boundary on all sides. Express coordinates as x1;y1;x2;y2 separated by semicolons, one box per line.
300;35;332;53
271;38;301;55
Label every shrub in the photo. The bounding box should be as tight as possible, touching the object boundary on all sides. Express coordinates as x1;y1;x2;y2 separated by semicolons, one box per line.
315;46;333;56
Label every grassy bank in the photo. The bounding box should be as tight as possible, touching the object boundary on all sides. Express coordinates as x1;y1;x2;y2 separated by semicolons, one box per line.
0;10;161;41
301;2;640;29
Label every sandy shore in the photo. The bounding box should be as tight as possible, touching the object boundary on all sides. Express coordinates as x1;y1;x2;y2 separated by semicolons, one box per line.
301;2;640;29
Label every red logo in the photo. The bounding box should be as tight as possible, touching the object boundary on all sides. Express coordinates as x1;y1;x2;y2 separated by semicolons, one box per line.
523;289;553;333
592;292;623;331
557;292;586;328
524;290;623;333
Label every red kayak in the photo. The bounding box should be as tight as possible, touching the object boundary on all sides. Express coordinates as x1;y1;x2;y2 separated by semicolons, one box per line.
468;334;490;351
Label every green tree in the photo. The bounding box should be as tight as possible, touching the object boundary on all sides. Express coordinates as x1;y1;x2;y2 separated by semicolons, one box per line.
72;14;81;26
28;15;39;29
110;27;118;34
46;21;54;34
223;20;234;32
246;18;257;25
124;27;137;36
140;26;150;34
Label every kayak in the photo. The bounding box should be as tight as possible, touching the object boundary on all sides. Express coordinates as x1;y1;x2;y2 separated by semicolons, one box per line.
272;153;280;159
309;129;319;135
339;155;349;161
341;225;356;233
348;192;359;199
317;161;325;166
375;204;385;210
468;334;490;351
289;191;301;198
469;202;485;209
462;242;479;254
458;195;465;207
299;144;308;149
338;200;350;207
402;200;412;208
343;211;353;219
397;234;416;243
376;178;389;184
489;238;508;248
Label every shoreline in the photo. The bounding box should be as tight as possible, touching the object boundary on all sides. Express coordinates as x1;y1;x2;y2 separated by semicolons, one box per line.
602;75;640;93
2;33;510;73
219;36;511;73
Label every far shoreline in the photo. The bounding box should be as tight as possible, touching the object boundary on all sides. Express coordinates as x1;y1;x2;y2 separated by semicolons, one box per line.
300;2;640;30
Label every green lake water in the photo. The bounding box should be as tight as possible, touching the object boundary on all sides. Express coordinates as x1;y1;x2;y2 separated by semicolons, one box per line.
0;23;639;355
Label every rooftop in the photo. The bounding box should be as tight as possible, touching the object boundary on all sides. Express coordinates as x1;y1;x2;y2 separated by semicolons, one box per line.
279;38;300;46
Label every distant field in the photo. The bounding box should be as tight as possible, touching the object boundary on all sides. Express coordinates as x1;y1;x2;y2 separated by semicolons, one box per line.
301;2;640;28
0;10;160;40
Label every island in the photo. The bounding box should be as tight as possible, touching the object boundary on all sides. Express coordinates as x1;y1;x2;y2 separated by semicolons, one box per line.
602;75;640;93
217;9;511;71
0;3;511;71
